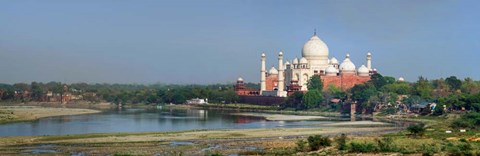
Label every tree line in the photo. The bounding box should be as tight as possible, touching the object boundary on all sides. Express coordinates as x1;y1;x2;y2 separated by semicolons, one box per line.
284;73;480;114
0;82;258;105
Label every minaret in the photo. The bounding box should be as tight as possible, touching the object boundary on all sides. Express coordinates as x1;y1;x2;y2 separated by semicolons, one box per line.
260;52;266;93
367;52;372;70
277;51;284;92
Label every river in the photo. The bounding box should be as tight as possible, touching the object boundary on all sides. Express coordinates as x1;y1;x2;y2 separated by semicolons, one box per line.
0;107;403;136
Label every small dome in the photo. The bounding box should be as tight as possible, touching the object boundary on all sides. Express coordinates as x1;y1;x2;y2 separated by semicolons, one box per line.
302;35;329;59
268;67;278;75
330;57;339;65
292;58;299;64
237;77;244;82
339;54;356;73
367;52;371;56
358;65;369;76
279;51;283;56
261;52;265;57
299;57;308;64
284;61;290;67
325;65;338;76
398;77;405;82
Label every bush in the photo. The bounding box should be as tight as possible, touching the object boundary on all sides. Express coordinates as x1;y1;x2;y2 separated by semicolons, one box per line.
451;112;480;129
307;135;331;151
432;104;445;116
376;137;397;152
443;142;477;156
335;134;347;150
419;143;439;156
407;124;425;137
349;141;377;153
295;139;308;152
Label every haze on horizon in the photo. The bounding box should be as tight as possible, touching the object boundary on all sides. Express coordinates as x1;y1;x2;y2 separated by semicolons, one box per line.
1;0;479;84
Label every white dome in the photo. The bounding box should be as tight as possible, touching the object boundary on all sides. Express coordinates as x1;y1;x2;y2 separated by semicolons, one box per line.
302;35;329;59
398;77;405;82
261;52;265;57
339;54;356;73
285;61;290;65
330;57;339;65
357;65;369;76
292;58;299;64
268;67;278;75
237;77;244;81
325;65;338;76
299;57;308;64
279;51;283;56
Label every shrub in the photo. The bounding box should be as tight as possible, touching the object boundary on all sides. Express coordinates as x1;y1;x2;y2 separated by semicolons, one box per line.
376;137;397;152
349;141;377;153
307;135;331;151
419;143;439;156
443;142;476;156
432;105;445;116
295;139;308;152
451;112;480;129
335;133;347;150
407;124;425;137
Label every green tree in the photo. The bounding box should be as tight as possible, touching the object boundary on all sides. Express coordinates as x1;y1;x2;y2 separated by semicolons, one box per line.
370;73;388;89
445;76;462;91
413;76;433;100
303;89;323;109
461;77;480;94
31;82;45;101
307;76;323;91
285;92;304;109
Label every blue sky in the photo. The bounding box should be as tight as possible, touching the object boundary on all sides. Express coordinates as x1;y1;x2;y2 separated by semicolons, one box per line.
0;0;479;84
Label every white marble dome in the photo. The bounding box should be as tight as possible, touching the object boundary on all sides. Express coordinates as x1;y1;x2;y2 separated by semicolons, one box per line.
325;65;338;76
299;57;308;64
302;35;329;59
292;58;299;64
398;77;405;82
268;67;278;75
237;77;244;81
357;65;369;76
339;54;356;73
330;57;339;65
284;61;290;66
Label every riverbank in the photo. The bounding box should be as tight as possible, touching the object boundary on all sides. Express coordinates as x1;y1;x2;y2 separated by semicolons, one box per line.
0;126;400;155
232;112;327;121
0;106;102;124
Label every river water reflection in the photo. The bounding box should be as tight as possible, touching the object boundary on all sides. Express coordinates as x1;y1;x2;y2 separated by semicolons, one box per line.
0;107;395;136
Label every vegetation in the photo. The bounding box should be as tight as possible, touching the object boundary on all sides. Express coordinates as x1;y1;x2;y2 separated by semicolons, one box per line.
407;124;426;137
307;135;331;151
0;82;246;105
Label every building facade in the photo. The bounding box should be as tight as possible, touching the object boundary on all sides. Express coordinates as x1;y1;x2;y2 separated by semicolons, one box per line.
236;32;377;97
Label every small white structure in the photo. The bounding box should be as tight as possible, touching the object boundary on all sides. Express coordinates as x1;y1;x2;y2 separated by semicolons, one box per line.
186;98;208;105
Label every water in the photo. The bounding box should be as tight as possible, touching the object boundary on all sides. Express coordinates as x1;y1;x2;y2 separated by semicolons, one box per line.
0;107;392;136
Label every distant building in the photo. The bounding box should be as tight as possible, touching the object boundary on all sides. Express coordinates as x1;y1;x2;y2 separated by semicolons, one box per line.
186;98;208;104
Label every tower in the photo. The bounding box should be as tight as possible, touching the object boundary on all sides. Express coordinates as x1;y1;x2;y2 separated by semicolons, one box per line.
277;51;284;92
260;52;266;93
367;52;372;70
